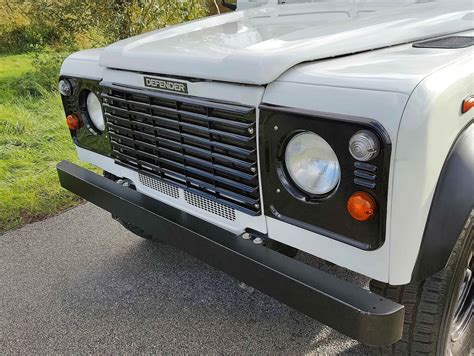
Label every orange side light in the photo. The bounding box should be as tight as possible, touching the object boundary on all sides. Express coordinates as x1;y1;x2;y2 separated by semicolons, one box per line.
347;191;377;222
66;114;81;130
462;96;474;114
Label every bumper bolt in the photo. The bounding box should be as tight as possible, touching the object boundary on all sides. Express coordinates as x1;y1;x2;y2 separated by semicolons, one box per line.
253;237;264;245
242;232;251;240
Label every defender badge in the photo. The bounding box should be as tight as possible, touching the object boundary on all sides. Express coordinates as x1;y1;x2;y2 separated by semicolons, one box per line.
144;77;188;94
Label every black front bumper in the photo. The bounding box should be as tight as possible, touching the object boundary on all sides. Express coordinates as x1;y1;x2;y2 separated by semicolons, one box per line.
57;160;404;346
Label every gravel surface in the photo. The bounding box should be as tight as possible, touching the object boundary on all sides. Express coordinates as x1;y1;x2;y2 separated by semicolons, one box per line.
1;203;377;354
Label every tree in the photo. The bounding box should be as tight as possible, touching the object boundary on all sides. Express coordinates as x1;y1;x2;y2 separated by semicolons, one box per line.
0;0;211;52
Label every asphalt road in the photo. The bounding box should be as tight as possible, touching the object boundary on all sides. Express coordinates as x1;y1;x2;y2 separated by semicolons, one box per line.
1;203;376;354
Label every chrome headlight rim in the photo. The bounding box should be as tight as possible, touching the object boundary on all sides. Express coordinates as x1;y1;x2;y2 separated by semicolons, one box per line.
79;89;105;135
280;130;342;202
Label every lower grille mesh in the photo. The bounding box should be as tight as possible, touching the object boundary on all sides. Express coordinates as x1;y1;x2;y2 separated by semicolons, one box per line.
139;173;179;199
184;191;236;221
139;172;236;221
102;83;260;216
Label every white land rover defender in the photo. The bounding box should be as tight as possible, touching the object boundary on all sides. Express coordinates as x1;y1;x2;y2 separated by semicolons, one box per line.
56;0;473;353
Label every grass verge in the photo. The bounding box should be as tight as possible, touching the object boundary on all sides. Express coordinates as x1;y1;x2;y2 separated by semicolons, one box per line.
0;54;91;233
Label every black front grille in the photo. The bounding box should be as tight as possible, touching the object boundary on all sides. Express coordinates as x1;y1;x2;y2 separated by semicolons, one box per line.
101;83;260;215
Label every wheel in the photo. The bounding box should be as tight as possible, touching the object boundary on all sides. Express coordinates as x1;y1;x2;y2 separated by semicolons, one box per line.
370;214;473;355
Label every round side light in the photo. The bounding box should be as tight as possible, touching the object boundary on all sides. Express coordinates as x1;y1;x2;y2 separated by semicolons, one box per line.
349;130;380;162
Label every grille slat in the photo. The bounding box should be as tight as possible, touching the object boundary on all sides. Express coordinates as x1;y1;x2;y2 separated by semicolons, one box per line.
107;120;255;157
103;100;255;131
109;131;255;170
111;140;257;181
101;85;254;115
102;84;260;215
105;108;255;144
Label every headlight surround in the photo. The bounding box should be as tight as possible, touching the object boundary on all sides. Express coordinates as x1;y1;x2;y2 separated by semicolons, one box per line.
85;91;105;133
259;105;392;251
284;132;341;196
59;76;112;156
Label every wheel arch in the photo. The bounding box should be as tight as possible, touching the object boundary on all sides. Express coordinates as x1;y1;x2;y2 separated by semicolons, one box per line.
412;121;474;281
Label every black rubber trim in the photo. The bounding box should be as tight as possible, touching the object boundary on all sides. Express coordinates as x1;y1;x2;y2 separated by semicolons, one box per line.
221;0;237;11
412;122;474;281
57;160;404;346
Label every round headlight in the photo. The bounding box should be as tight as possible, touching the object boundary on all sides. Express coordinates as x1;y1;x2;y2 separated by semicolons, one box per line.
349;130;380;161
86;92;105;132
285;132;341;196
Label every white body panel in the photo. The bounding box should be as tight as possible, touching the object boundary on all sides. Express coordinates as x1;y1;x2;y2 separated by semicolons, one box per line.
390;56;474;284
99;0;473;84
262;83;407;282
60;4;474;284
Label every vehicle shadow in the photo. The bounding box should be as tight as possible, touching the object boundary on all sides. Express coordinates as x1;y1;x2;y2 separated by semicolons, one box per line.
60;235;379;354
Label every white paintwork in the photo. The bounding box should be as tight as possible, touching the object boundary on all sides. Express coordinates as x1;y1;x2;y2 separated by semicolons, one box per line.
60;1;474;283
277;33;474;95
61;49;104;80
99;0;473;85
260;31;473;283
237;0;269;10
389;55;474;284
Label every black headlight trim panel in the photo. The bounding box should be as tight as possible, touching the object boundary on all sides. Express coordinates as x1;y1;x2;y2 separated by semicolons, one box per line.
59;76;112;156
259;104;391;251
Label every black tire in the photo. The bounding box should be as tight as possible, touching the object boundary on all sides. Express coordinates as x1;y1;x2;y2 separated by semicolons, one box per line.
370;214;473;355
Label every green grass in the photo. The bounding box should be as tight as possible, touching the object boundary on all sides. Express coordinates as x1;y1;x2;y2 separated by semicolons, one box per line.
0;54;87;233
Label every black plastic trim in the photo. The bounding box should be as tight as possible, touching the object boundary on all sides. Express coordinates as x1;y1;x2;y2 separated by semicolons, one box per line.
100;82;260;215
412;122;474;281
259;104;391;250
59;76;112;156
57;160;404;346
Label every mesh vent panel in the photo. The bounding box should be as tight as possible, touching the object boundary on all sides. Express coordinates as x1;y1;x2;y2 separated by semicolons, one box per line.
184;191;236;221
139;173;180;199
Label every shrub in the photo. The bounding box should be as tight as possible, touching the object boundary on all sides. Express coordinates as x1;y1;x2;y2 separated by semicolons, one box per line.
0;0;212;54
13;50;68;97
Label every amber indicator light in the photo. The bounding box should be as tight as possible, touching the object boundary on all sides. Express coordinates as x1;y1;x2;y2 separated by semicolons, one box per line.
347;191;377;221
462;96;474;114
66;114;81;130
